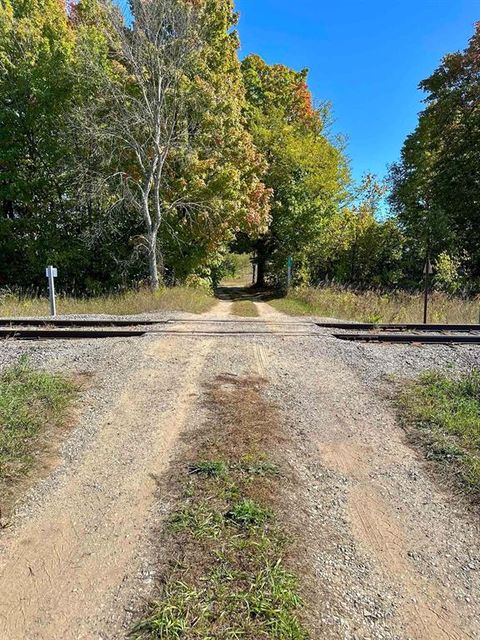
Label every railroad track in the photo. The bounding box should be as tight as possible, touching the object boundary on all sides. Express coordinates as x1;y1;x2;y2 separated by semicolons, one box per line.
1;318;480;343
0;328;147;340
335;333;480;345
316;322;480;333
0;318;165;327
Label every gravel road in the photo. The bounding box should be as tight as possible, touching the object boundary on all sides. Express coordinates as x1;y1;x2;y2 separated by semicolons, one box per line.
0;299;478;639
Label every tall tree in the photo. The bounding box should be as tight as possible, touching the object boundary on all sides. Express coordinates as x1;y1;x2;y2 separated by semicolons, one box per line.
241;54;350;286
390;22;480;288
75;0;270;289
0;0;76;287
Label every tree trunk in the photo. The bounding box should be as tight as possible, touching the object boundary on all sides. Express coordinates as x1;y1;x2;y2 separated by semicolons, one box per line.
148;233;160;290
256;239;267;287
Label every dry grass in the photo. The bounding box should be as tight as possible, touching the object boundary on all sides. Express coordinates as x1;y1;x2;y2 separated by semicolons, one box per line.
230;300;259;317
0;287;215;318
270;287;480;324
132;374;309;639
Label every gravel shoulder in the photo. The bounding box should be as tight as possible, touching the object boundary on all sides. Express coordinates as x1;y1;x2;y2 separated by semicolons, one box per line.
0;300;478;639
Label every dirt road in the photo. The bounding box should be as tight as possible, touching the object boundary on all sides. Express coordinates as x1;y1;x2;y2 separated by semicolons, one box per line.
0;295;479;639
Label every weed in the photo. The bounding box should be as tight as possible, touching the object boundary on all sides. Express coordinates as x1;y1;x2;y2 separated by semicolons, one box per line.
189;461;228;478
0;359;77;484
170;505;224;539
225;499;273;528
400;369;480;495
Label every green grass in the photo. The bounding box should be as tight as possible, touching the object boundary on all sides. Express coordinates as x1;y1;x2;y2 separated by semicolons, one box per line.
230;300;259;317
270;286;480;324
132;373;309;639
0;286;215;317
132;457;307;639
0;359;77;484
400;369;480;495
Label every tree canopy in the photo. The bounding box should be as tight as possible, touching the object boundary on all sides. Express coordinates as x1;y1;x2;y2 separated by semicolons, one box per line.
1;3;479;295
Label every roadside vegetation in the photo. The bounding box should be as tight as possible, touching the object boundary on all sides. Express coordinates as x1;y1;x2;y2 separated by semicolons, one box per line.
400;369;480;497
230;300;259;318
0;359;78;499
0;287;215;318
269;287;480;324
132;374;309;639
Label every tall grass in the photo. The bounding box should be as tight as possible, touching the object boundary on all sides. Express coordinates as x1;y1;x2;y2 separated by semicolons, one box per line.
0;287;215;317
270;286;480;324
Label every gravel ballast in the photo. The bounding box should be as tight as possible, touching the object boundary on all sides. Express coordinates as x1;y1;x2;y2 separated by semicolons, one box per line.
0;304;478;639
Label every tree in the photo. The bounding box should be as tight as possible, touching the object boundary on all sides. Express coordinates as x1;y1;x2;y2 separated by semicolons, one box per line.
241;54;350;287
74;0;270;290
159;0;270;286
74;0;209;289
390;22;480;289
0;0;76;287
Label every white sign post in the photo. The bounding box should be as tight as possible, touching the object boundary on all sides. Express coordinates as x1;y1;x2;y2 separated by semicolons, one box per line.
45;266;58;317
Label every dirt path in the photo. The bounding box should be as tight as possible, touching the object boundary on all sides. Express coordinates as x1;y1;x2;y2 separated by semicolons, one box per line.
0;293;478;639
0;335;213;639
252;301;479;640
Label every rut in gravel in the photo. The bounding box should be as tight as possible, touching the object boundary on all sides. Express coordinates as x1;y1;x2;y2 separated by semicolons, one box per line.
0;291;478;640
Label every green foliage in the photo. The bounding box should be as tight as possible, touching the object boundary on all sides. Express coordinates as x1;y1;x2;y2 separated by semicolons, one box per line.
400;370;480;495
390;23;480;290
241;54;350;287
434;253;465;294
225;499;273;528
0;359;77;482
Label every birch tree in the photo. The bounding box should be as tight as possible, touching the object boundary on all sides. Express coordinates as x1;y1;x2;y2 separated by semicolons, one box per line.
76;0;204;288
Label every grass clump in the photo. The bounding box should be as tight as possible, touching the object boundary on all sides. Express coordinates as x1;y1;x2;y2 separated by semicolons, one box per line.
189;460;228;478
400;369;480;495
230;300;259;317
134;458;306;639
269;286;480;324
132;374;309;639
0;286;214;318
226;498;273;528
0;359;77;484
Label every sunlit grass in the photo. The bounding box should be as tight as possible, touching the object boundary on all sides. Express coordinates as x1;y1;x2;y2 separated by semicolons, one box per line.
230;300;259;317
0;359;77;484
270;286;480;324
400;369;480;496
0;287;215;318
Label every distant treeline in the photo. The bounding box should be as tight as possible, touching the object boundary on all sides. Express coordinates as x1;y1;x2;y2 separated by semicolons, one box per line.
0;2;479;294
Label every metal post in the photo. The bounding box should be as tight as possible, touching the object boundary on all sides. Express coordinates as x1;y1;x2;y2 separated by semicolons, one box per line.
423;256;432;325
46;266;57;317
287;256;293;289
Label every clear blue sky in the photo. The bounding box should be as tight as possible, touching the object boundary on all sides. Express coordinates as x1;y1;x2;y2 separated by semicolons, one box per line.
235;0;480;183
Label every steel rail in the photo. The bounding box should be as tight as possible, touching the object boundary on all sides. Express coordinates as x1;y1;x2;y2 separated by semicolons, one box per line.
0;318;165;327
0;328;146;340
151;330;318;337
334;333;480;345
317;322;480;332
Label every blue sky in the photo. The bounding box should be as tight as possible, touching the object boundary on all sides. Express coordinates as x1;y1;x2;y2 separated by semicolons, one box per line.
235;0;480;183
